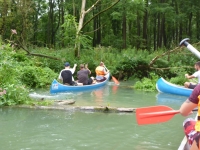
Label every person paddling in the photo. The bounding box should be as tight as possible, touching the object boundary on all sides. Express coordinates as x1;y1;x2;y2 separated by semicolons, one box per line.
58;62;78;86
95;62;109;82
179;84;200;150
77;64;94;85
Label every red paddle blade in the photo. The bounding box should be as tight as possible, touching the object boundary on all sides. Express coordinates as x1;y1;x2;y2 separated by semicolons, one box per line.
136;105;180;125
112;76;119;85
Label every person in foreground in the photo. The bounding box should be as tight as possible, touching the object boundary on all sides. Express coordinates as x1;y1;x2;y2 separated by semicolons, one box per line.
77;64;94;85
184;61;200;89
95;62;109;82
58;62;78;86
179;84;200;150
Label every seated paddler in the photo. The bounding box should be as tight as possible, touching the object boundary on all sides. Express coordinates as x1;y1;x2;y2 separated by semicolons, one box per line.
95;62;109;82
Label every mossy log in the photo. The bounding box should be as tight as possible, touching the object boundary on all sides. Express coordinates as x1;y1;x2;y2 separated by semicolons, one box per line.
16;105;136;113
16;104;136;113
54;99;75;105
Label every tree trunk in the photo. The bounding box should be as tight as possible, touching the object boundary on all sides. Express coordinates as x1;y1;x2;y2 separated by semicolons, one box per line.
136;10;141;49
143;0;148;50
153;17;156;50
157;13;161;48
1;0;8;39
74;0;87;57
93;8;97;47
96;3;101;46
122;4;127;49
61;0;65;47
188;12;192;37
174;0;179;42
196;11;200;39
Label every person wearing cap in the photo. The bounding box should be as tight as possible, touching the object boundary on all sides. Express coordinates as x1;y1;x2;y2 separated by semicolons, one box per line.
179;84;200;149
77;64;94;85
95;62;109;82
58;62;77;85
184;61;200;89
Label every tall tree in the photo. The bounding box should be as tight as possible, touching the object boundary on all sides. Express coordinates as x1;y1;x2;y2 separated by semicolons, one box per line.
74;0;120;57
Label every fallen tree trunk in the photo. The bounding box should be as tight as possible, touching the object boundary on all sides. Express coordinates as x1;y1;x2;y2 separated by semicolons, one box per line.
16;105;137;113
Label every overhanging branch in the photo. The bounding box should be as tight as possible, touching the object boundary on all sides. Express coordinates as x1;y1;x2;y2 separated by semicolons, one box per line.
81;0;120;30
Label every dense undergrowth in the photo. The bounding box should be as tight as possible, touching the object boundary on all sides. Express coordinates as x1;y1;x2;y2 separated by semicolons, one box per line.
1;40;200;105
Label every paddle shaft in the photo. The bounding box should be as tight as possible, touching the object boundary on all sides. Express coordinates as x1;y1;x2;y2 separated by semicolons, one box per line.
139;110;180;119
104;66;119;85
180;38;200;59
136;105;198;125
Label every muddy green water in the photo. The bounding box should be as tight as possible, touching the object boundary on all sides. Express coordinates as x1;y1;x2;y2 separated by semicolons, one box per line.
0;81;196;150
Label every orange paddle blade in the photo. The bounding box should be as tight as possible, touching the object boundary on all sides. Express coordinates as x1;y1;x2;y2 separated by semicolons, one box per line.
112;76;119;85
136;105;180;125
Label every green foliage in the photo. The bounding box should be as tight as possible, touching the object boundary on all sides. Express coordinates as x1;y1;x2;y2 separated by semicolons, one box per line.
21;66;57;88
134;73;159;91
153;59;169;68
21;66;38;87
27;100;54;106
169;77;187;85
0;84;31;106
61;14;78;46
1;33;200;106
0;42;57;106
12;53;29;62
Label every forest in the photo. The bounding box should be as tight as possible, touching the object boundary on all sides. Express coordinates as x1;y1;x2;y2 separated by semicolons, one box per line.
1;0;200;53
1;0;200;106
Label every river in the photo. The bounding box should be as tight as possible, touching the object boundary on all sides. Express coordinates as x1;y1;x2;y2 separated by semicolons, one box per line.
0;81;195;150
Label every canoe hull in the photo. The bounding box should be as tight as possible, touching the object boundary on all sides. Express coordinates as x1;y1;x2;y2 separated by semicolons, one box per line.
50;73;110;93
156;78;193;97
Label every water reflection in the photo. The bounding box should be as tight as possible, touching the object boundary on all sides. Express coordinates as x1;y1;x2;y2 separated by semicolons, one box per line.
92;89;104;103
91;84;119;105
156;92;187;108
0;81;190;150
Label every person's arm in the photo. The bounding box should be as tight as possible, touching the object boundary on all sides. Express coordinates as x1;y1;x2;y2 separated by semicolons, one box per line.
185;73;195;79
103;65;109;74
179;99;197;116
71;64;77;74
58;70;63;82
85;64;91;74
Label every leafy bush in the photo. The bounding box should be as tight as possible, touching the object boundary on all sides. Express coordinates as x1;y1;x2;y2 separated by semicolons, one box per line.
0;42;58;106
134;73;159;91
0;84;31;106
169;77;186;85
21;66;57;88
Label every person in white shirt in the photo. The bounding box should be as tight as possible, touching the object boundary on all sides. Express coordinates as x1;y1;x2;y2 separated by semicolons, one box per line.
184;61;200;89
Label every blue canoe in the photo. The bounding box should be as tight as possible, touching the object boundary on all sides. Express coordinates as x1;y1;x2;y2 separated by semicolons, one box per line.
50;73;110;93
156;77;193;97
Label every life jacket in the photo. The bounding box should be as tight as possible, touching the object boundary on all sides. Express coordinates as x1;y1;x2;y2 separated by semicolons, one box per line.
195;95;200;131
183;118;197;146
95;66;105;76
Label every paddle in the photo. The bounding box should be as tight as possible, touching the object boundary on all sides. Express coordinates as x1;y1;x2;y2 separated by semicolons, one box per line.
136;105;198;125
180;38;200;59
104;66;120;85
